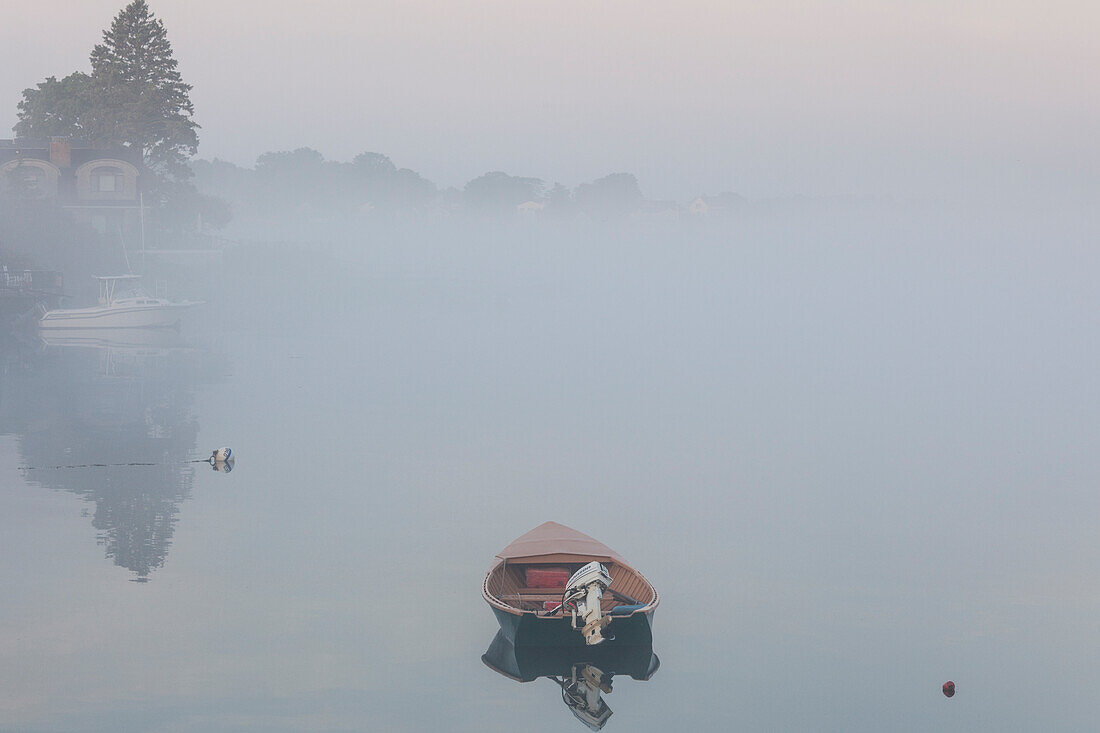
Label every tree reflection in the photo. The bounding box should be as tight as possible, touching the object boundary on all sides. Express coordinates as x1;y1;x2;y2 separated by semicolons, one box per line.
0;331;225;580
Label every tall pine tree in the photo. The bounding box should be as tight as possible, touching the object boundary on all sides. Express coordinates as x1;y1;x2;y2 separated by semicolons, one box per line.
89;0;197;181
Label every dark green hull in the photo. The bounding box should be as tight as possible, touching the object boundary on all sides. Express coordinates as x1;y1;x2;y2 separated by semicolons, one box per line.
491;606;655;648
482;628;659;682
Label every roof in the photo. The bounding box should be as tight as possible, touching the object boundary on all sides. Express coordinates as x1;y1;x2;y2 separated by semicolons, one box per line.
0;139;142;168
1;138;94;149
493;521;629;568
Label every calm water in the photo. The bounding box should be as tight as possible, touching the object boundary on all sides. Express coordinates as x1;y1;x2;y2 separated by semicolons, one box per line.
2;208;1098;731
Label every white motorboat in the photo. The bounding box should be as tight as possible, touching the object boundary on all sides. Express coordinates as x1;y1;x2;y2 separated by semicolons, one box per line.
39;275;200;330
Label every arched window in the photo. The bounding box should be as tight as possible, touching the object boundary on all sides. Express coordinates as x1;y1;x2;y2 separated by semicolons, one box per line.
0;159;60;199
92;166;123;193
74;158;138;201
15;167;45;193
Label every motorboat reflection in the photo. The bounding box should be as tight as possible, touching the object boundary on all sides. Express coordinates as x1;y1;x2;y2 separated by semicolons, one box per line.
482;629;660;730
39;326;195;382
39;326;189;351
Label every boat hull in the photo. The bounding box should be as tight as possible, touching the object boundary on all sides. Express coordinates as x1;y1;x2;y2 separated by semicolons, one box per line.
39;304;193;329
482;629;660;682
491;606;655;648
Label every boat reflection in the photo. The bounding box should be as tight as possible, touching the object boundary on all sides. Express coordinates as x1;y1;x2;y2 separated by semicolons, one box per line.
0;327;226;580
482;630;660;730
38;326;190;351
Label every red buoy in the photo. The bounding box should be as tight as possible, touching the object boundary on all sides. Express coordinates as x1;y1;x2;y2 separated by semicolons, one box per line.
942;681;955;698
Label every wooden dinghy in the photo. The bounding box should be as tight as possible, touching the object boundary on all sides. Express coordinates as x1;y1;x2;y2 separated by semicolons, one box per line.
483;521;659;647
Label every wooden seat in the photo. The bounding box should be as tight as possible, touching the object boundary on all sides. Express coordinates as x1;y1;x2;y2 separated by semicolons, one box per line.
501;590;563;602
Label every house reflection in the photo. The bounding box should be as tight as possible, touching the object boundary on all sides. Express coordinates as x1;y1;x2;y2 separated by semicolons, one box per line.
0;329;226;580
481;630;660;730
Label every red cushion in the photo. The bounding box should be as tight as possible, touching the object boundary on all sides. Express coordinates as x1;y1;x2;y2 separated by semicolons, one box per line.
525;566;570;588
543;601;561;612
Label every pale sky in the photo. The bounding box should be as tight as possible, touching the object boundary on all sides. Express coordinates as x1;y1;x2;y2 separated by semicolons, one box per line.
3;0;1097;199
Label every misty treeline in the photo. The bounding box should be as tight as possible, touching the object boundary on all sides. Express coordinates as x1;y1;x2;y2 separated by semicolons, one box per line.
192;150;652;223
5;0;745;259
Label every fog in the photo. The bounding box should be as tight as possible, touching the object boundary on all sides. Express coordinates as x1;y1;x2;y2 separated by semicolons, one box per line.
2;2;1099;732
4;0;1099;199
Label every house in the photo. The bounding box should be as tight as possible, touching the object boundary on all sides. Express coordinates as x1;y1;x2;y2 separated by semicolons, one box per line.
0;138;144;239
689;192;748;217
516;200;545;217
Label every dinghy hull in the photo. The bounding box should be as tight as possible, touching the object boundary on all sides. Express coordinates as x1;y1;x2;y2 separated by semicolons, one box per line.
484;522;659;649
491;605;655;648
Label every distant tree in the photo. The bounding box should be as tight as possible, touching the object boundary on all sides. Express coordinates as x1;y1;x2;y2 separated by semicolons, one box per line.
347;152;398;205
574;173;643;218
188;148;444;219
464;171;545;212
255;147;326;176
351;152;398;179
189;158;254;217
154;179;232;231
251;148;328;210
393;168;436;207
546;182;573;214
15;1;198;184
191;158;248;195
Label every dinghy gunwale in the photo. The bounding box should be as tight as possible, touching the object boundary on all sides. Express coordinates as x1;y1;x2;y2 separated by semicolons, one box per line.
482;522;659;619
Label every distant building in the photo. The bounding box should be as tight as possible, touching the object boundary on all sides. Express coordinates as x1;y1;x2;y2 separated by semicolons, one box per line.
0;138;144;237
689;192;747;217
516;200;545;216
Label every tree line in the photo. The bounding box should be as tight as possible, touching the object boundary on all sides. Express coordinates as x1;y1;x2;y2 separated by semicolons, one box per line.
10;0;650;228
192;150;646;221
8;0;733;243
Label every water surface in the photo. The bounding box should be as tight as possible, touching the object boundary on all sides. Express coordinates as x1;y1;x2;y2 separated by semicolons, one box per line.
2;208;1098;731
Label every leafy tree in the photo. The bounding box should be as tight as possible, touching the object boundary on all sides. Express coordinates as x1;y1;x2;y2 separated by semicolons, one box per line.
546;182;573;214
255;147;326;177
574;173;643;218
464;171;544;212
253;148;328;211
392;168;436;207
352;152;398;179
14;73;95;138
14;1;198;183
347;152;398;205
154;179;232;232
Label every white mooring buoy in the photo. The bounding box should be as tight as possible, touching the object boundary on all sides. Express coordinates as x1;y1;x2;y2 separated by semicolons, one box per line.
209;447;235;473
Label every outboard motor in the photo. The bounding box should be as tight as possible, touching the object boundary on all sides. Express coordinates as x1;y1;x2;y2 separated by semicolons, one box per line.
560;664;613;730
562;561;613;645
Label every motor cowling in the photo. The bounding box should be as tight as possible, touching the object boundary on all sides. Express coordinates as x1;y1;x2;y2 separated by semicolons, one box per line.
562;561;614;645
